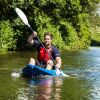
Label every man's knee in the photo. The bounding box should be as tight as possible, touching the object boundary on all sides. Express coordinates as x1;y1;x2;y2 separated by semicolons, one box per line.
30;58;35;61
29;58;35;65
47;60;54;66
46;60;54;70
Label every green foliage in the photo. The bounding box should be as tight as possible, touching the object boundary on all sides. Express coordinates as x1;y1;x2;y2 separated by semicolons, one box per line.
0;20;16;51
88;1;100;45
76;14;91;47
59;20;80;49
34;11;66;49
0;0;99;51
92;33;100;42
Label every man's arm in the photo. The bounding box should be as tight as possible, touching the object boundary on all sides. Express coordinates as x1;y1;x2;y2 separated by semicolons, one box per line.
55;56;62;69
52;46;62;69
27;31;37;45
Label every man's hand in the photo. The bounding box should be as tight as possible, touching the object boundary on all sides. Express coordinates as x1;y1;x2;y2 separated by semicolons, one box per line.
27;31;37;44
55;64;61;69
32;31;37;37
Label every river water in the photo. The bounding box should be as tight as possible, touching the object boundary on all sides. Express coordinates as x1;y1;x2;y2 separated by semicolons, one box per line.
0;47;100;100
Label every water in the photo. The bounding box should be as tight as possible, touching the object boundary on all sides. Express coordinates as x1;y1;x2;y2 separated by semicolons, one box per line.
0;47;100;100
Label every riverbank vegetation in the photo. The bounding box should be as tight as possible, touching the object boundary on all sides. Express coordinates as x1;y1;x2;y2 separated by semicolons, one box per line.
90;10;100;46
0;0;100;52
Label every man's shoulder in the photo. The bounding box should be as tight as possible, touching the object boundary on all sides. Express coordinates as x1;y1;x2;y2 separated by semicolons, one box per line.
51;45;59;52
51;45;58;50
51;45;60;57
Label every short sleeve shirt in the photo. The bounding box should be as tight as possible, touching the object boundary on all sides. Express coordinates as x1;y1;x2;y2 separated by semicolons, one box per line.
33;37;60;60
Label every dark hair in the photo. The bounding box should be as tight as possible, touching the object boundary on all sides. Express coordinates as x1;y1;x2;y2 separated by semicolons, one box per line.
44;32;53;39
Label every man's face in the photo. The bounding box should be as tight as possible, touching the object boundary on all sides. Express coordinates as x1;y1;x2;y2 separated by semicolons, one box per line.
44;35;52;46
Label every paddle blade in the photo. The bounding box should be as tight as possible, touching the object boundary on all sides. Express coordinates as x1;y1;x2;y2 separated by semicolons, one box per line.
15;8;30;27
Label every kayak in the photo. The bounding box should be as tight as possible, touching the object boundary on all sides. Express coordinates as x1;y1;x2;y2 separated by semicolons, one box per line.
22;64;67;77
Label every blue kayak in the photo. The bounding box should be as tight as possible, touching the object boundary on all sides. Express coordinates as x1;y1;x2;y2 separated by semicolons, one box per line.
22;64;66;77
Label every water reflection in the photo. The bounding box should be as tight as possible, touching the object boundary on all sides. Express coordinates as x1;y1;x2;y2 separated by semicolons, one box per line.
16;76;64;100
62;47;100;68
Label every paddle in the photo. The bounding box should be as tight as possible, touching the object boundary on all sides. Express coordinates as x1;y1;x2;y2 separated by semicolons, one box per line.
15;8;69;77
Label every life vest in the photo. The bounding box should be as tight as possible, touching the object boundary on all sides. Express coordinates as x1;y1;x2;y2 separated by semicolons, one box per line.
38;47;52;63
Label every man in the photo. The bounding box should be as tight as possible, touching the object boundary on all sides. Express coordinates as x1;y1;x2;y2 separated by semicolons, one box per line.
27;31;62;70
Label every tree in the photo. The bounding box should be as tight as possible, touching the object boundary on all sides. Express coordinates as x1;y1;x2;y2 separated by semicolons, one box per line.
0;0;100;51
